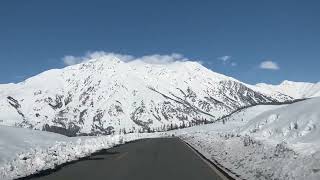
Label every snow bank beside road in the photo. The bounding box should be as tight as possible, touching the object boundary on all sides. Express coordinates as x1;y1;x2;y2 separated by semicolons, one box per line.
181;133;320;180
0;126;70;166
174;98;320;180
0;126;164;180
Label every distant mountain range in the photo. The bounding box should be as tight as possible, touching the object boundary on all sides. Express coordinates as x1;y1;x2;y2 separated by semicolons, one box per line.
0;55;316;136
256;80;320;99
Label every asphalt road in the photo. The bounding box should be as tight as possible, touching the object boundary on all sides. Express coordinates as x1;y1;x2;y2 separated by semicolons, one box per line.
26;138;229;180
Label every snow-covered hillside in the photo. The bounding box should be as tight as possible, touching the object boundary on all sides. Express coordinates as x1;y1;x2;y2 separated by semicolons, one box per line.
173;98;320;180
0;54;292;136
172;104;284;135
256;80;320;99
241;97;320;151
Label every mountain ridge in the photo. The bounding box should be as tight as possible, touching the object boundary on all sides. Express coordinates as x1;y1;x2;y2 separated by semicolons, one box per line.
0;55;294;136
256;80;320;99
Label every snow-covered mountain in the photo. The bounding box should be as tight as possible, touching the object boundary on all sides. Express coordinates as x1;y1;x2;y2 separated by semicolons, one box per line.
0;55;293;136
256;80;320;99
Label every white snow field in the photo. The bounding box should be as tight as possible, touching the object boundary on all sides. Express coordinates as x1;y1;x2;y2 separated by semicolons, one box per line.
173;98;320;180
0;125;164;180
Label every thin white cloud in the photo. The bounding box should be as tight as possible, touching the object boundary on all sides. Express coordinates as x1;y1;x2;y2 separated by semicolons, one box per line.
136;53;189;64
62;55;83;66
87;51;134;62
259;60;280;70
231;62;237;67
218;55;231;63
217;55;237;67
61;51;197;66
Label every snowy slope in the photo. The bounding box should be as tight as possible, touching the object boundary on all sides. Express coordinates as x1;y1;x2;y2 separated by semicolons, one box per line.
241;97;320;150
0;54;293;136
171;104;284;135
173;98;320;180
256;80;320;99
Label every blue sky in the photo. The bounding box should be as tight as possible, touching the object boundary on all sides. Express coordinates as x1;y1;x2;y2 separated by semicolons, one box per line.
0;0;319;84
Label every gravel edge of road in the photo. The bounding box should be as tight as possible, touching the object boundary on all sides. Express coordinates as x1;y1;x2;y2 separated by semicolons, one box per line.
178;137;244;180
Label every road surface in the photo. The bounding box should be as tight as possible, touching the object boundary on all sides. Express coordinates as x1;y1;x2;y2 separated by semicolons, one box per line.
25;138;230;180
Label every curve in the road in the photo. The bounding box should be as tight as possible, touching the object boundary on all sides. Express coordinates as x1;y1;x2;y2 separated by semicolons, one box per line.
20;138;231;180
